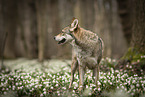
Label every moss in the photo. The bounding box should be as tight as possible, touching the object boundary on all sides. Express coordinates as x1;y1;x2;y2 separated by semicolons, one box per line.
121;47;145;63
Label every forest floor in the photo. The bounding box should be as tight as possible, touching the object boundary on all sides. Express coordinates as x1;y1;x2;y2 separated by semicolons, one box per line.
0;57;145;97
1;58;71;73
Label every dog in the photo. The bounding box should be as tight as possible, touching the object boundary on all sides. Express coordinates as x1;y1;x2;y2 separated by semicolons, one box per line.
54;18;104;91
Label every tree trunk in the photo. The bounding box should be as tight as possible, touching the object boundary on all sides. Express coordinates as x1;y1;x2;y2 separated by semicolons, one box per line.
16;0;37;58
0;0;4;58
35;0;48;61
117;0;145;70
3;0;18;58
131;0;145;53
117;0;132;44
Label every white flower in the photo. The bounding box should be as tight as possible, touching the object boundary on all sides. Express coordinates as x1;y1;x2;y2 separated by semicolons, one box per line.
111;68;114;73
57;91;59;94
126;65;129;68
104;80;107;83
62;87;66;90
12;86;15;90
6;88;9;90
129;65;132;68
88;75;92;79
108;58;111;63
136;84;140;87
73;90;75;93
139;77;142;79
39;84;42;87
132;80;136;83
131;92;134;96
108;72;110;75
56;78;59;80
98;81;101;85
74;87;77;89
32;88;34;90
73;82;78;87
86;85;89;88
56;81;59;83
115;70;119;73
4;92;7;94
40;94;43;97
98;88;101;91
43;88;46;91
58;93;60;96
53;80;55;83
56;84;59;87
35;85;38;88
121;86;124;89
16;83;18;86
124;83;127;85
19;82;22;85
9;85;11;88
46;84;49;87
43;91;46;94
30;83;34;87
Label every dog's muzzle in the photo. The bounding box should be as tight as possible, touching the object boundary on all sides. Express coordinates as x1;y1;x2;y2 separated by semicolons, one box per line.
58;38;66;44
54;36;66;44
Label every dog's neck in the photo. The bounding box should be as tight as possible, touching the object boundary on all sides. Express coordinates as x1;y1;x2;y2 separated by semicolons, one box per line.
70;27;99;50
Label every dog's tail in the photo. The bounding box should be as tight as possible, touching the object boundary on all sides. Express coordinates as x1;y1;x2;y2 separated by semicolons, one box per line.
99;38;104;53
97;38;104;64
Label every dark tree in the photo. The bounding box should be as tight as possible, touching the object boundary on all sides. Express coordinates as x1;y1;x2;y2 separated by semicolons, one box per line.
117;0;145;70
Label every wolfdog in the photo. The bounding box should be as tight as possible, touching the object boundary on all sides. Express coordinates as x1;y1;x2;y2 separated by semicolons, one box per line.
54;18;104;91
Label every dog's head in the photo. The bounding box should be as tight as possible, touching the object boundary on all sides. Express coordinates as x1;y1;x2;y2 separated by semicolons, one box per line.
54;18;79;45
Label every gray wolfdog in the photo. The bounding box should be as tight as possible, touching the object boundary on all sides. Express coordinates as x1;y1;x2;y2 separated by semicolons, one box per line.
54;18;104;91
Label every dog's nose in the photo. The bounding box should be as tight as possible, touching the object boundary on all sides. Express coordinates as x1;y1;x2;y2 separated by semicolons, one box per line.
54;36;56;40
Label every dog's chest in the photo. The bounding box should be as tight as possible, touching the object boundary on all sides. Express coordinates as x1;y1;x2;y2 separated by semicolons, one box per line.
72;40;93;58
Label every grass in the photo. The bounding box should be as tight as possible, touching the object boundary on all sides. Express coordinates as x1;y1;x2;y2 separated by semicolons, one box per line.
0;56;145;97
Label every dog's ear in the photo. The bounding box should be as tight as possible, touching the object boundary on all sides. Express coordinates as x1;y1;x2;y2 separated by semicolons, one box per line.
70;18;78;32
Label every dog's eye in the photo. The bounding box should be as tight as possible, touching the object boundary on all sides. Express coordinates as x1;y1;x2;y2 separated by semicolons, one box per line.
62;31;66;33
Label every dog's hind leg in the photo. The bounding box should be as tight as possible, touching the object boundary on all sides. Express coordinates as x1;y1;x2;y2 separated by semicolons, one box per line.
77;58;86;92
93;65;100;87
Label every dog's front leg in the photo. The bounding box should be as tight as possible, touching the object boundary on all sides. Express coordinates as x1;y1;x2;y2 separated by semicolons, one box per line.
69;56;78;89
78;59;85;91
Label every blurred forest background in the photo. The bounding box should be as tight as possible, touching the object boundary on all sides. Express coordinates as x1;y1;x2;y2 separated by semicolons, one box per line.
0;0;144;61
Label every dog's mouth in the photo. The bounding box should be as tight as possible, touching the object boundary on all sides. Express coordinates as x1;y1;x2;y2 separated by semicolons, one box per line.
58;38;66;44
